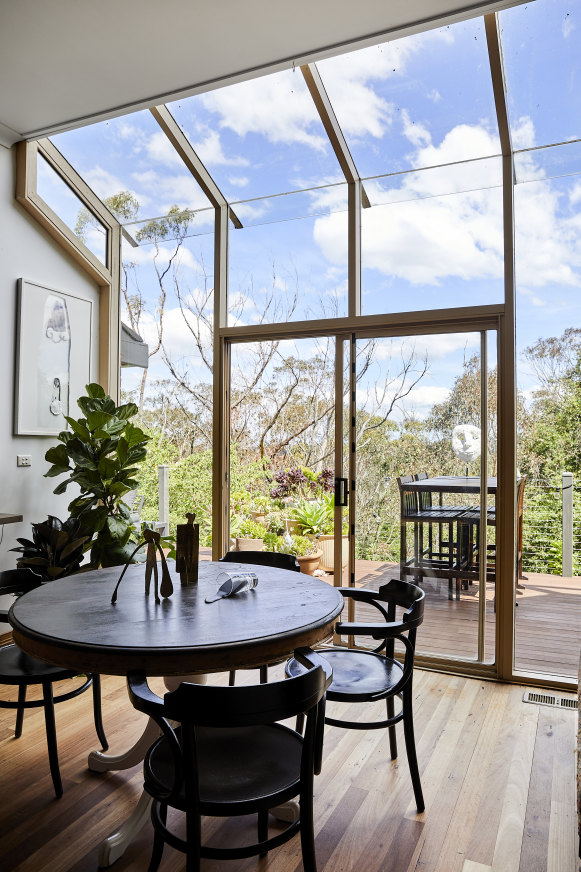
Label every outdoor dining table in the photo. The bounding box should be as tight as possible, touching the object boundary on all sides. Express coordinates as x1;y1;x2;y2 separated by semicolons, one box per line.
9;559;344;867
400;476;499;594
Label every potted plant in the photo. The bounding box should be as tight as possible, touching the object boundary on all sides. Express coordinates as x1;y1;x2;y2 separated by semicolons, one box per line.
278;533;322;575
249;495;270;525
11;515;89;580
231;517;265;551
44;383;150;568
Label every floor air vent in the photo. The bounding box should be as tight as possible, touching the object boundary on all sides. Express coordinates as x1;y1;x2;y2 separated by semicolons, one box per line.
523;690;577;709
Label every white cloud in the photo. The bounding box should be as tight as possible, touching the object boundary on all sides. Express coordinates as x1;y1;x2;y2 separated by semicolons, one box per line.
130;169;211;212
313;120;581;290
427;89;441;103
194;129;250;167
511;116;536;150
83;166;144;204
145;130;186;168
401;110;431;148
517;287;546;307
229;175;250;188
201;69;328;151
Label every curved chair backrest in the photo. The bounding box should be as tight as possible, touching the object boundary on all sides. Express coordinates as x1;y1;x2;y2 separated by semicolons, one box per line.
377;578;425;631
220;550;300;573
0;568;43;622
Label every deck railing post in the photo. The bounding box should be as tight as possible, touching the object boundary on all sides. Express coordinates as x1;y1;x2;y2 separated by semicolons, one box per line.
561;471;573;578
158;464;169;537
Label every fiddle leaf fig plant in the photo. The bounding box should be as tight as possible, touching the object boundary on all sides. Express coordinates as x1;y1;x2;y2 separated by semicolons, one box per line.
44;383;150;568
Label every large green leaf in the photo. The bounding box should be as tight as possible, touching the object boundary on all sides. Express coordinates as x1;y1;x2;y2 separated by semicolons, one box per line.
98;457;119;481
67;441;97;469
106;514;129;539
45;464;71;478
86;383;106;398
65;417;91;441
124;422;149;447
80;506;109;533
87;411;114;433
116;402;139;420
45;444;70;467
116;437;128;465
53;478;72;495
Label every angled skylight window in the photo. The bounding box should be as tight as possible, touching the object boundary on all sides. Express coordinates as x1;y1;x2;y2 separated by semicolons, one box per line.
50;109;212;228
500;0;581;151
36;154;107;265
317;16;500;179
167;68;344;202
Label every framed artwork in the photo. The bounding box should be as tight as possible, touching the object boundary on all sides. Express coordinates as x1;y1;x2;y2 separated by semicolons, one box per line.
14;279;93;436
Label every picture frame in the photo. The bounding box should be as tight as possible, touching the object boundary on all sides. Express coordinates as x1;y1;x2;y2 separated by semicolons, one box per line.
14;278;93;436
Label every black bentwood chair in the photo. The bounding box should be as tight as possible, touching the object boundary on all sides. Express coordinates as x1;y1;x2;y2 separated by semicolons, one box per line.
127;647;332;872
0;568;108;798
286;578;426;812
220;550;300;685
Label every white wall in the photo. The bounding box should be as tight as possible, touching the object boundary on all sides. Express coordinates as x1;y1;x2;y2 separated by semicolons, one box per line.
0;144;100;570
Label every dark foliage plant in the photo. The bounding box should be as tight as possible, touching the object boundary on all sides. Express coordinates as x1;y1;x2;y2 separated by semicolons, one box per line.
11;515;89;580
44;383;150;568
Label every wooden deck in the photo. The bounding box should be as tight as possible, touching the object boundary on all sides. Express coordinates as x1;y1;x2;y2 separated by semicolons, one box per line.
351;560;581;679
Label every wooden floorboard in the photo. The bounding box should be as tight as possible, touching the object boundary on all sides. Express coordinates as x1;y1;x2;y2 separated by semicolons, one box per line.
353;562;581;678
0;670;577;872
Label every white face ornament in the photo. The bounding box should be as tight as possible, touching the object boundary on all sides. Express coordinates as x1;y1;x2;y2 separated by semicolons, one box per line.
452;424;481;464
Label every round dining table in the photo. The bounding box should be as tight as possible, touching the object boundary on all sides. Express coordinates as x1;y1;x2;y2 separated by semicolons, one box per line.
9;560;344;866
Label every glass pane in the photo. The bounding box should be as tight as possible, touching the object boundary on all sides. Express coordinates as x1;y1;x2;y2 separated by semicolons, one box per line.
515;173;581;679
361;160;504;315
353;331;497;666
168;68;344;201
229;337;337;571
50;109;212;222
37;154;107;264
229;187;348;324
500;0;581;149
515;140;581;184
317;16;500;179
120;220;215;540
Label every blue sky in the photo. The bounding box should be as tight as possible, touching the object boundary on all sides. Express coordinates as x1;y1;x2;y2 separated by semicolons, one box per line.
44;0;581;423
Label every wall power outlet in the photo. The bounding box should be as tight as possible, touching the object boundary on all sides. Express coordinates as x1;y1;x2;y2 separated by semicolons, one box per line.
17;455;32;467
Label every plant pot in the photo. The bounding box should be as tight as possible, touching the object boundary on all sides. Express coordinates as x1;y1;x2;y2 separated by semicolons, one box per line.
296;551;322;576
318;535;348;572
235;537;264;552
250;511;267;524
283;518;300;534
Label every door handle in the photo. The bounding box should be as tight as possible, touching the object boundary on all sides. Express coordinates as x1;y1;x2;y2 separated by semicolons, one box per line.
334;477;349;507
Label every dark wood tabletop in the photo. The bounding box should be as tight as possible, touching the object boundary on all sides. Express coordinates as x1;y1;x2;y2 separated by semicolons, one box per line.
404;476;498;494
9;561;344;676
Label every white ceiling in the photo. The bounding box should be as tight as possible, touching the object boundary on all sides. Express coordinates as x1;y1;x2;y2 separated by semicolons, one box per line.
0;0;522;148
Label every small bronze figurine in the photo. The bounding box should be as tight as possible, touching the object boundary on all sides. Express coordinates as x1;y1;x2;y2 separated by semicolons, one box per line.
111;528;174;605
175;512;199;586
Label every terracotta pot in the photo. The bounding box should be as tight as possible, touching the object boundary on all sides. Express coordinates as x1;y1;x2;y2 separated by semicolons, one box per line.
318;535;348;572
296;551;322;576
235;537;264;552
250;511;267;524
283;518;300;534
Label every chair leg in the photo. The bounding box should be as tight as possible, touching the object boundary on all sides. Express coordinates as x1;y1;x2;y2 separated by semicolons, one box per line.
15;684;27;738
148;802;166;872
386;696;397;759
402;684;424;813
42;680;63;799
185;809;202;872
299;780;317;872
91;675;108;750
259;664;268;684
228;670;236;686
295;712;305;734
258;809;269;857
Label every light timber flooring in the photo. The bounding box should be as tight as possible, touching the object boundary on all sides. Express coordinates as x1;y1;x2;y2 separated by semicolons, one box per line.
0;668;578;872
